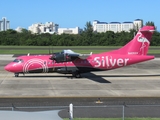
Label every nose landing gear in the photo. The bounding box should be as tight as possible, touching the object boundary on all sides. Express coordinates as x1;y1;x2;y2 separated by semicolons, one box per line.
14;73;19;77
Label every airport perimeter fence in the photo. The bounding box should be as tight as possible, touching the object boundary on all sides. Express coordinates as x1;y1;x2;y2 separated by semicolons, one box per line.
0;104;160;119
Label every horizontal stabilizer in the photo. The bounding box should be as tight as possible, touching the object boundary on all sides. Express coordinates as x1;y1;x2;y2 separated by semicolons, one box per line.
139;26;155;32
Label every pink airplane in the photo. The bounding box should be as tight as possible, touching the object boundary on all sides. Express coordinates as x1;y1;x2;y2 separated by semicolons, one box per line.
4;26;155;78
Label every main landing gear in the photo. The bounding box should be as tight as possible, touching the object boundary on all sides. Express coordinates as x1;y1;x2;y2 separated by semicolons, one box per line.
72;71;81;78
14;73;19;77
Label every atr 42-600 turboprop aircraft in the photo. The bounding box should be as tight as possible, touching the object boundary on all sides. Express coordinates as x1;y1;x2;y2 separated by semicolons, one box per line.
5;26;155;78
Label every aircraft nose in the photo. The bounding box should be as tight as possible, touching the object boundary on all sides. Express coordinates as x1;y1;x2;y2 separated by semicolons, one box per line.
4;65;11;72
4;64;15;72
4;63;22;73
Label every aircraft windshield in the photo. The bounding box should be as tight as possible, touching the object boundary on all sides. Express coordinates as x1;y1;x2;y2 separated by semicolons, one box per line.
62;49;74;54
13;59;23;63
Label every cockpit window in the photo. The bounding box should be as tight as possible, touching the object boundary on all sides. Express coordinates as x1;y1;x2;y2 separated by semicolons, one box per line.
61;50;64;54
13;59;23;63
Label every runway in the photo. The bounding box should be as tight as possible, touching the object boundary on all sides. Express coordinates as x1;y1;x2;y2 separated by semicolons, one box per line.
0;55;160;98
0;55;160;118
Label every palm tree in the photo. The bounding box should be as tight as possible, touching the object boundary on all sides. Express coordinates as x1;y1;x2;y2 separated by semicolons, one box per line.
145;21;157;30
84;21;93;33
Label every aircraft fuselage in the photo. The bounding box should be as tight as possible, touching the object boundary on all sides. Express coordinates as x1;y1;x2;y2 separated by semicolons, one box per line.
4;54;154;75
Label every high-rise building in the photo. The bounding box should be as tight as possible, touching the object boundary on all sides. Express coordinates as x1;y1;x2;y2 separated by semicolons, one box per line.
0;17;10;31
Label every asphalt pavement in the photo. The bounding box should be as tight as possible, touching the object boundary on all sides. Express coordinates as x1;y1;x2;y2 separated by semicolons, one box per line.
0;55;160;118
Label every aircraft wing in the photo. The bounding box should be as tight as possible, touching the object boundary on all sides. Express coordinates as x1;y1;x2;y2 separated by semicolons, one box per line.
64;50;92;59
50;49;92;62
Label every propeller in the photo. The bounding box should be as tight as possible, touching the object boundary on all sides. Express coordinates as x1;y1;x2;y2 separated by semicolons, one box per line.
49;46;51;54
49;46;55;60
65;53;70;61
48;46;54;54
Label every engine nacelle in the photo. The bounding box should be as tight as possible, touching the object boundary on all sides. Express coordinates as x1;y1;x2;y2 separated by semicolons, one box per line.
50;53;72;63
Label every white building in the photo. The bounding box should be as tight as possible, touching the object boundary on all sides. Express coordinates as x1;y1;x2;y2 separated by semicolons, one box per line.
121;22;134;32
28;22;59;34
93;19;143;33
133;19;143;30
0;17;10;31
108;22;121;32
15;27;24;33
58;27;82;35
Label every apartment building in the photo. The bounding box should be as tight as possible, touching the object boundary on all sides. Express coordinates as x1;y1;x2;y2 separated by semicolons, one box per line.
93;19;143;33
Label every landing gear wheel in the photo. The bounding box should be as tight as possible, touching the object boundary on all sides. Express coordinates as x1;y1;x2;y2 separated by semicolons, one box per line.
72;72;81;78
75;73;81;78
14;73;19;77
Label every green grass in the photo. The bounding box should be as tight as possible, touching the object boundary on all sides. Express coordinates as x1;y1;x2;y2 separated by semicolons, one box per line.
0;45;160;49
0;49;108;54
63;118;160;120
0;46;120;49
0;45;156;48
148;50;160;54
0;46;160;54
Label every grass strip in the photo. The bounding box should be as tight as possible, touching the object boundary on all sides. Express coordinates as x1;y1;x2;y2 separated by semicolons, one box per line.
0;46;159;54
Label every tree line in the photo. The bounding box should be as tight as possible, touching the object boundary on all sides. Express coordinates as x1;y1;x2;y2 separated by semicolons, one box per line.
0;21;160;46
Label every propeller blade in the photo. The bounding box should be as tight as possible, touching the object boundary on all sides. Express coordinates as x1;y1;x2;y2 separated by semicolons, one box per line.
49;46;51;54
52;46;54;54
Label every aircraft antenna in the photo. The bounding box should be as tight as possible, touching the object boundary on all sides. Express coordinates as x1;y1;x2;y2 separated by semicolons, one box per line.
52;46;54;54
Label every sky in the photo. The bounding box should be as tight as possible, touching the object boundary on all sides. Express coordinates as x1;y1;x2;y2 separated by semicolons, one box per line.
0;0;160;30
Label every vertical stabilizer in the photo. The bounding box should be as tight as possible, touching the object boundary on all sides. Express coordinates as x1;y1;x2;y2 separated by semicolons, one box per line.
115;26;155;55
